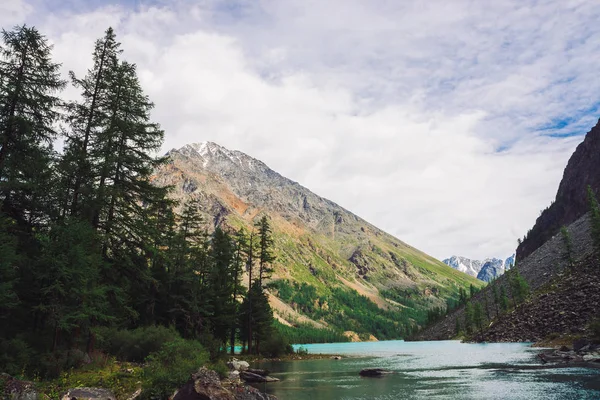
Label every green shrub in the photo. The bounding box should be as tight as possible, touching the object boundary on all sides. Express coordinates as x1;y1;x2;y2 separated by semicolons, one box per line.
208;360;229;379
260;330;294;358
0;337;34;377
143;338;208;399
95;326;179;362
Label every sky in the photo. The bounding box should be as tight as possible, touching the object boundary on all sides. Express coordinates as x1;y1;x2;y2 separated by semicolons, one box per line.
2;0;600;260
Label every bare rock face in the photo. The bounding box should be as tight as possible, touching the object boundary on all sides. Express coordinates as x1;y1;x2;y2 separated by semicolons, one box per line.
517;119;600;261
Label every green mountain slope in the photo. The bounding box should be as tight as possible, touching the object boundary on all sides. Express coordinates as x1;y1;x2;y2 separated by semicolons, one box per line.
153;142;484;340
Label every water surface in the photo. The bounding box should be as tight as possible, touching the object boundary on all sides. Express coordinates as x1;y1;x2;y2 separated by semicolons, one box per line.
254;340;600;400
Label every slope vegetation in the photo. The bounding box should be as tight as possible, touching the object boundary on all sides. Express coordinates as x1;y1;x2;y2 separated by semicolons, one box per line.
153;142;483;339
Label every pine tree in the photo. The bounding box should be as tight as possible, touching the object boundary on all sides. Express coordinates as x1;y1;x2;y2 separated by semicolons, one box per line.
500;286;509;311
208;227;235;349
244;229;257;353
62;27;121;219
34;219;109;351
587;185;600;251
167;200;211;336
483;294;491;320
560;226;574;267
509;268;529;306
469;284;476;299
230;228;247;354
492;284;500;317
464;302;473;334
255;216;275;288
473;303;484;334
0;25;65;223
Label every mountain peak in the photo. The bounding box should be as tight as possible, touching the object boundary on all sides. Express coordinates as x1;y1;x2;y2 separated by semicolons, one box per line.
173;141;266;172
443;254;515;282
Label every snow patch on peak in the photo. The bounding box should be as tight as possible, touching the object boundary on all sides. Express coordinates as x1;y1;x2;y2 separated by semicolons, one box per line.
443;254;515;282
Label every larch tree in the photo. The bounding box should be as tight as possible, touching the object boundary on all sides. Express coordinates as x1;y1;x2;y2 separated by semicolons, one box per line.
0;25;65;224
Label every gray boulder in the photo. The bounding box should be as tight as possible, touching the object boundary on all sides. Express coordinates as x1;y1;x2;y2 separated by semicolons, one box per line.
61;388;116;400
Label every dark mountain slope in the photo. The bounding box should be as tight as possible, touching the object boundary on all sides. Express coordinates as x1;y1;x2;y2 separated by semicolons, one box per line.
517;119;600;261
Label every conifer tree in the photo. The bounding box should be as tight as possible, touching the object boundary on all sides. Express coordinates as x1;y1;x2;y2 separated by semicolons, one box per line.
560;226;574;267
492;284;500;317
500;286;509;311
62;27;121;218
208;227;235;348
483;294;491;320
473;303;484;334
587;185;600;251
34;219;108;351
230;228;248;354
168;200;211;336
464;302;474;334
255;215;275;288
0;25;65;223
244;229;257;353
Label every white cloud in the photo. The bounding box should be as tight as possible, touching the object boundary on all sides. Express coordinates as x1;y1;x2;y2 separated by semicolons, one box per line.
3;0;599;259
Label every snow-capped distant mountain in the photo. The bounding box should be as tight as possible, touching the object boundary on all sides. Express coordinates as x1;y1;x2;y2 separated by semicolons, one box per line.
443;254;515;282
442;256;482;277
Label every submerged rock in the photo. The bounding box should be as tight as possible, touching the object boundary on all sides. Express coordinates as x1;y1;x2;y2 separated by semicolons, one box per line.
359;368;393;377
239;372;279;383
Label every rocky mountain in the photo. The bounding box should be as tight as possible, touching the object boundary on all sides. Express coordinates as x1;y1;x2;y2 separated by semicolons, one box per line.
442;255;515;282
152;141;484;338
442;256;482;277
517;118;600;261
417;119;600;343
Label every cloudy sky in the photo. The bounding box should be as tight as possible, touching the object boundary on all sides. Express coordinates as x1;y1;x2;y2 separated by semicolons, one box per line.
3;0;600;260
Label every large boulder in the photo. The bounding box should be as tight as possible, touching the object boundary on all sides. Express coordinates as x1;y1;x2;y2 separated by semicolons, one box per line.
61;388;116;400
2;374;39;400
173;368;278;400
226;359;249;372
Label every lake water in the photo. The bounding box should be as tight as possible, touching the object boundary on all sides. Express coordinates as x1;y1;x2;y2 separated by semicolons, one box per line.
253;341;600;400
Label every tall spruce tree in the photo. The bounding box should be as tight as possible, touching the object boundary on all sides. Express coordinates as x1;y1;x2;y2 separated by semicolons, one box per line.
230;228;248;354
62;27;121;219
0;26;65;223
255;216;275;288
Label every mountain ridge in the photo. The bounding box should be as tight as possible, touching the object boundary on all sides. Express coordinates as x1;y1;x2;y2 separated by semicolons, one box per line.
442;254;515;282
153;141;484;338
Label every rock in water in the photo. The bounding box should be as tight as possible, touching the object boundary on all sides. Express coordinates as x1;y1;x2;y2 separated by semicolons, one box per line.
359;368;393;377
61;388;116;400
240;372;280;383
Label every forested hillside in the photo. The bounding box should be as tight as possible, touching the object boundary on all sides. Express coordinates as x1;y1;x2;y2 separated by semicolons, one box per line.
0;26;280;389
0;24;483;390
155;142;484;341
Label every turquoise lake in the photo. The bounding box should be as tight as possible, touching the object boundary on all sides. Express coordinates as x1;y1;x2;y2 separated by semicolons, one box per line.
252;340;600;400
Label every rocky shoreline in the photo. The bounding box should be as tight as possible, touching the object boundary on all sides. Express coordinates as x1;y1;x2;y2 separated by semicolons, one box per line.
535;339;600;369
